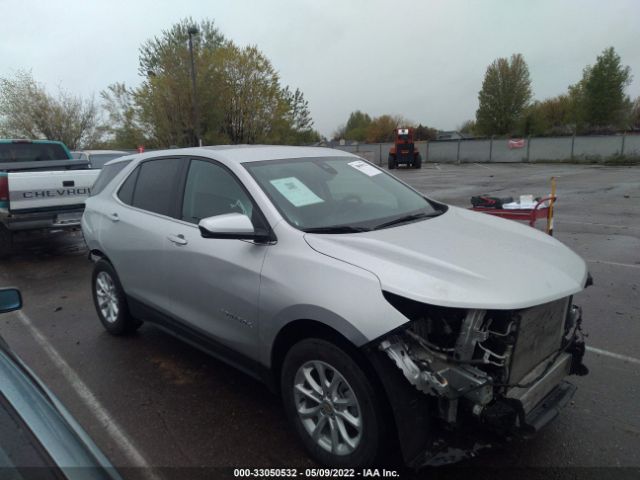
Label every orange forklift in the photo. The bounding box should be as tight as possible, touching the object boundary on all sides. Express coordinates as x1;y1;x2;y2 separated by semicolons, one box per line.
388;127;422;169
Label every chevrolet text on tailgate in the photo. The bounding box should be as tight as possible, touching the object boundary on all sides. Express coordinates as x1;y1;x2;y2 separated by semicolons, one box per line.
0;139;100;256
82;146;591;468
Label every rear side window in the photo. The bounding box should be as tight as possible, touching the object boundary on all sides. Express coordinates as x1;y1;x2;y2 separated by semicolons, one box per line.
91;161;131;196
130;159;182;216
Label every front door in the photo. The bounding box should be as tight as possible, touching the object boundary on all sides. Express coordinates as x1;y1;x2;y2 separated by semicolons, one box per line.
162;158;269;361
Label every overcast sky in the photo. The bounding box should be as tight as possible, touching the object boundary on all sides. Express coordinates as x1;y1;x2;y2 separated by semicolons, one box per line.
1;0;638;137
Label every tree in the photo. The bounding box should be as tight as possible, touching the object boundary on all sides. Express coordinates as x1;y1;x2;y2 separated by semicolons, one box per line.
457;120;476;135
516;95;574;136
630;96;640;131
539;95;574;134
414;124;438;141
575;47;632;131
332;124;347;141
269;86;320;144
0;70;102;149
366;115;403;142
133;18;317;147
331;111;370;141
279;86;321;145
282;87;313;133
100;82;149;148
475;53;532;136
218;44;280;143
344;110;372;141
136;18;228;147
332;112;434;143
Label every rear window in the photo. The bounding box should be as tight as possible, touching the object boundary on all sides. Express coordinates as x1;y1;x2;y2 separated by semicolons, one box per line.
89;153;126;169
0;143;68;162
91;161;131;196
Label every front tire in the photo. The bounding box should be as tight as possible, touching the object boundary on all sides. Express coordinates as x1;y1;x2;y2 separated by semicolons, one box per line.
281;338;384;467
387;154;396;170
91;259;141;335
414;153;422;169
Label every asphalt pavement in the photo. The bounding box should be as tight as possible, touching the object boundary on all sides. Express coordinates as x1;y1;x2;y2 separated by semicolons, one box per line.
0;163;638;480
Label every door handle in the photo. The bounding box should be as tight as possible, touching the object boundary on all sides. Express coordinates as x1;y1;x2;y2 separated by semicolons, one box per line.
167;234;188;246
107;213;119;222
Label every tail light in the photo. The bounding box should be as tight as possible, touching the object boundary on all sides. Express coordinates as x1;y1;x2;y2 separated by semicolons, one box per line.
0;176;8;202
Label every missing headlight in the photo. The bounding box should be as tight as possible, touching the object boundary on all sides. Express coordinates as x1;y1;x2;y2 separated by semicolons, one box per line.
383;291;466;350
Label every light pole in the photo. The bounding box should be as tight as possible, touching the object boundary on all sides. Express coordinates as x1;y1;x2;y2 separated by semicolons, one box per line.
187;26;202;147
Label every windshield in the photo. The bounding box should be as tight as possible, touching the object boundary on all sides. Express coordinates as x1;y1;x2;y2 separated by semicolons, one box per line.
244;156;442;232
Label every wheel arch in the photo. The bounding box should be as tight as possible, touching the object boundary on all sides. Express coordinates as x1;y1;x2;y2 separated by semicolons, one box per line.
269;318;400;455
89;248;110;262
271;319;360;384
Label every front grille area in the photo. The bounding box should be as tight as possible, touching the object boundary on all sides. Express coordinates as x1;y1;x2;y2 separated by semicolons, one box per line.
508;297;570;384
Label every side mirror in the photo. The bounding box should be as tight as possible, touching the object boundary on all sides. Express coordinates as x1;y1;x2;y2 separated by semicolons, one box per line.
0;288;22;314
199;213;267;241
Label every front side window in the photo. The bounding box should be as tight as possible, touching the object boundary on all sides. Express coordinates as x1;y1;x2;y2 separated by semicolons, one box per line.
245;157;442;232
181;159;254;224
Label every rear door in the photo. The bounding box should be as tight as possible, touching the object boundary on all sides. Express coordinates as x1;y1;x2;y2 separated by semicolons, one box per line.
99;157;186;313
162;158;269;360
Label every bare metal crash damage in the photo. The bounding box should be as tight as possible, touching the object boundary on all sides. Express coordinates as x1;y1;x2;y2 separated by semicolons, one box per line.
365;291;589;468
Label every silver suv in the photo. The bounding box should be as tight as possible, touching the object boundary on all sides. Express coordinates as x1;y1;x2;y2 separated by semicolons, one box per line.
82;146;589;468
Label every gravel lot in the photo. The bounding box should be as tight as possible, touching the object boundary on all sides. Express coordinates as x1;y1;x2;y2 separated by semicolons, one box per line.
0;162;638;479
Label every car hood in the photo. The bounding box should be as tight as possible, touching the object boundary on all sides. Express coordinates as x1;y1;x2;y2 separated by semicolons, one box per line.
304;206;588;310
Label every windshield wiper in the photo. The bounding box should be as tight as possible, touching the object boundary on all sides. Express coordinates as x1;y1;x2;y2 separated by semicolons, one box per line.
373;211;441;230
303;225;371;234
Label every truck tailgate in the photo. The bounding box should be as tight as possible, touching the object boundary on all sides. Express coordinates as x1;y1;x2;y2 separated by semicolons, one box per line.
8;170;100;212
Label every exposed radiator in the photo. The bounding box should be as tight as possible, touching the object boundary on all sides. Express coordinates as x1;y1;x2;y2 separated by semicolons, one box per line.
508;297;569;384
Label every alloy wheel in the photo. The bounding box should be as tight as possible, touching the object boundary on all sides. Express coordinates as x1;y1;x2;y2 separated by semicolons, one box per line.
293;360;363;455
95;271;119;324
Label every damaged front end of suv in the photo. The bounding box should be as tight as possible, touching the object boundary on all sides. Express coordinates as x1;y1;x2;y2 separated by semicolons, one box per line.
364;291;589;468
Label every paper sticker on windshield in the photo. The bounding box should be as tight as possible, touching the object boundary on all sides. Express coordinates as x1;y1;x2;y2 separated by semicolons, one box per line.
270;177;324;207
348;160;381;177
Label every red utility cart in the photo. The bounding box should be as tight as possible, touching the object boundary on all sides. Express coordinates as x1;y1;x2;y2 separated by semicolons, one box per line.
470;179;558;235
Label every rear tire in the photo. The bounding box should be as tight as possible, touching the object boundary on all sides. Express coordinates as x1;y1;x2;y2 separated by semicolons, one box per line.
91;259;142;335
414;153;422;169
0;225;13;259
387;155;396;170
281;338;385;467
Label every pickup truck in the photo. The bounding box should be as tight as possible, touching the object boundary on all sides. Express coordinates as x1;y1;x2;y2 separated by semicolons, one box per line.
0;139;100;256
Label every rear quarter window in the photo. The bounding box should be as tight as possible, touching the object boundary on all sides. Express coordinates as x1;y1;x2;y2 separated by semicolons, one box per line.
90;161;131;196
117;166;139;205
